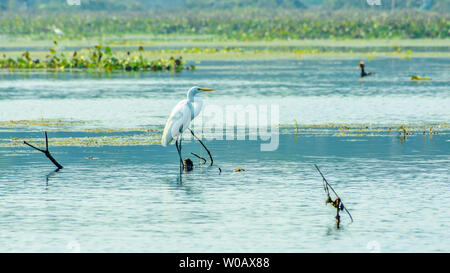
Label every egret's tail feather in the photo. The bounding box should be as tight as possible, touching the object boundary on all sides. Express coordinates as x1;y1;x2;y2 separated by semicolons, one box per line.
161;126;172;146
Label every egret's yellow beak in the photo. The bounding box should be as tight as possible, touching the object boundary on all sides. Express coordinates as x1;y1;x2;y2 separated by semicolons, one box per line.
199;88;215;91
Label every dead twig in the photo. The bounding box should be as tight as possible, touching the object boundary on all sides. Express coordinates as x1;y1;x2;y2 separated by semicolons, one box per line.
189;128;214;166
314;164;353;226
23;132;63;170
191;152;207;164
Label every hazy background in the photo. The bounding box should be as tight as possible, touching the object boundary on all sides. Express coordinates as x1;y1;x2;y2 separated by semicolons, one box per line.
1;0;448;12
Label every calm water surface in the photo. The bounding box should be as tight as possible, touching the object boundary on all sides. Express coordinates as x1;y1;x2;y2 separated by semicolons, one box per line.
0;58;449;252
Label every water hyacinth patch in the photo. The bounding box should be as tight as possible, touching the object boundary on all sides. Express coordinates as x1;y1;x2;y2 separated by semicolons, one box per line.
0;42;194;72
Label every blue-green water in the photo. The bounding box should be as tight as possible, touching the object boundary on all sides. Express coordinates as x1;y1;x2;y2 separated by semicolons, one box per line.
0;58;449;252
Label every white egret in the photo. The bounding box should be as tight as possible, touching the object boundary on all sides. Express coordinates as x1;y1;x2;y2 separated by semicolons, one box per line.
53;27;64;36
161;86;215;172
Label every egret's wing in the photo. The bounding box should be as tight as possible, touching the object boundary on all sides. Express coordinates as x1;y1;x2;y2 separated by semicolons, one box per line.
161;100;192;146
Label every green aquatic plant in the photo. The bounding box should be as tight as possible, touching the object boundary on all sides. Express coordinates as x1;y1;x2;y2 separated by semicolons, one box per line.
0;43;193;72
411;75;431;80
0;10;447;40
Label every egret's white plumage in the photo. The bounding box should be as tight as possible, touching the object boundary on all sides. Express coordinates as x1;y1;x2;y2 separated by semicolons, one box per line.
53;27;64;36
161;86;214;146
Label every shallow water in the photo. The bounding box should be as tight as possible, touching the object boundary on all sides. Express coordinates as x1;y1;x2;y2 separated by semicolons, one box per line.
0;58;449;252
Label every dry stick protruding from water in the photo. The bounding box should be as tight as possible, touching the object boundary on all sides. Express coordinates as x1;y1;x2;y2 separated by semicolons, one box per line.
23;131;63;170
191;152;207;165
189;129;213;166
314;164;353;226
191;153;223;174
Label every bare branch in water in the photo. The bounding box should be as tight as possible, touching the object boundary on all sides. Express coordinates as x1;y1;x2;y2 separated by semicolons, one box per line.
189;129;213;166
314;164;353;224
23;131;63;170
191;152;207;165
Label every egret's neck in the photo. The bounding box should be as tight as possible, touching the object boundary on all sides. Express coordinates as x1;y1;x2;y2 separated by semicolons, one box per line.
189;94;203;118
187;91;198;102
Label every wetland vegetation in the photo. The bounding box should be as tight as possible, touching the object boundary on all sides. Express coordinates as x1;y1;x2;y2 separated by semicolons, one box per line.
0;40;193;72
1;9;448;41
1;1;448;71
1;0;449;253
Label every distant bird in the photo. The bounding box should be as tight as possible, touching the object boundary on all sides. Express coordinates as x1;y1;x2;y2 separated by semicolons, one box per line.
359;62;373;77
161;86;215;173
53;27;64;36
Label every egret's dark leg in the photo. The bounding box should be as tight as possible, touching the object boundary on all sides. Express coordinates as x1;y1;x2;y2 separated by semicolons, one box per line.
176;136;186;173
175;139;183;175
179;136;184;172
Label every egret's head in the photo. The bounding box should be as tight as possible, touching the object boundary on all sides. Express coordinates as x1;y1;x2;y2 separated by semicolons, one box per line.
187;86;215;100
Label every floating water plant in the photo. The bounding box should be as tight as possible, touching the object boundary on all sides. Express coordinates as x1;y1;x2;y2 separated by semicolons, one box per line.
411;75;431;81
0;42;192;72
